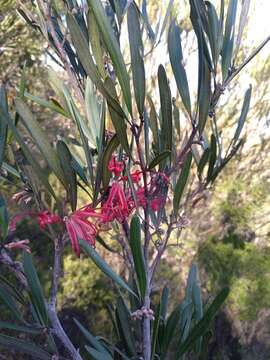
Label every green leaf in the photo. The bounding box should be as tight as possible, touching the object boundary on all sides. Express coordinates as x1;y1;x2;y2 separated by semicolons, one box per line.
176;287;230;357
222;0;238;79
88;7;106;79
151;302;161;360
0;322;43;334
173;99;181;139
57;140;77;211
128;3;145;117
207;134;217;182
0;334;52;360
0;87;8;168
0;196;8;240
197;148;210;178
0;286;24;323
14;98;66;186
161;304;182;358
105;77;130;156
0;274;25;305
197;40;211;135
88;0;132;115
101;134;120;190
160;286;169;321
130;215;147;299
149;151;171;169
159;0;174;40
158;65;172;159
85;77;103;148
74;318;111;356
168;21;192;117
115;296;136;356
0;101;58;202
205;1;219;68
1;162;20;178
234;0;251;61
233;85;252;143
148;95;160;153
79;240;137;298
173;152;192;215
85;346;113;360
24;91;69;117
66;13;125;118
23;251;48;326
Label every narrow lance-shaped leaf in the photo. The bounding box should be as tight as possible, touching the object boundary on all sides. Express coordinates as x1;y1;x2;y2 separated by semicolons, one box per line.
149;151;171;170
88;7;106;79
57;140;77;211
198;147;210;178
151;302;161;360
79;240;137;298
0;334;52;360
128;3;145;117
0;286;24;323
0;322;43;334
158;65;172;160
66;13;126;118
173;152;192;215
0;104;58;202
23;251;48;326
14;98;66;186
168;21;192;116
176;287;230;357
234;0;251;62
85;346;113;360
104;77;130;156
207;134;217;182
88;0;132;115
115;295;136;356
0;87;8;168
0;196;8;240
221;0;238;80
85;77;102;148
130;215;147;299
148;95;160;153
233;85;252;143
74;318;111;356
205;1;219;69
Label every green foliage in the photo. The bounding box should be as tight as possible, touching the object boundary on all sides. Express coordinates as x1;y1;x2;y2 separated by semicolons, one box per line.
59;254;115;326
198;239;270;321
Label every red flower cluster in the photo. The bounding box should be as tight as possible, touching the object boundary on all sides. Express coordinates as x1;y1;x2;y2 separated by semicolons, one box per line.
11;156;170;257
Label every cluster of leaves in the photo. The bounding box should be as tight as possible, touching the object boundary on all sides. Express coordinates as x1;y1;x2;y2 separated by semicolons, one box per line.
0;0;268;358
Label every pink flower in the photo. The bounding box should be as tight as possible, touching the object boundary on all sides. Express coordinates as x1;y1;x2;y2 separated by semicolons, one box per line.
37;211;62;230
131;170;142;183
9;211;62;233
101;183;130;223
64;206;104;257
108;156;124;177
4;239;31;253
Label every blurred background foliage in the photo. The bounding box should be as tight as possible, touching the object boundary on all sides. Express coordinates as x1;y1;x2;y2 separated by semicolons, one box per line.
0;0;269;358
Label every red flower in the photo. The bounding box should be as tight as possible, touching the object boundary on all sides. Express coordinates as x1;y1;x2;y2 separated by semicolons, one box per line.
9;211;62;233
37;211;62;230
131;170;142;183
108;156;124;177
64;206;104;257
101;182;130;223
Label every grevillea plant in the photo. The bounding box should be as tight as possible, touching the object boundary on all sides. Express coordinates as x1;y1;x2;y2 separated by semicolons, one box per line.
0;0;269;359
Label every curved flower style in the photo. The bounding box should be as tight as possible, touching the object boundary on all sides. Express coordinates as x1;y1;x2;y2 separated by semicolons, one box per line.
63;206;105;257
108;156;124;177
101;182;130;223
